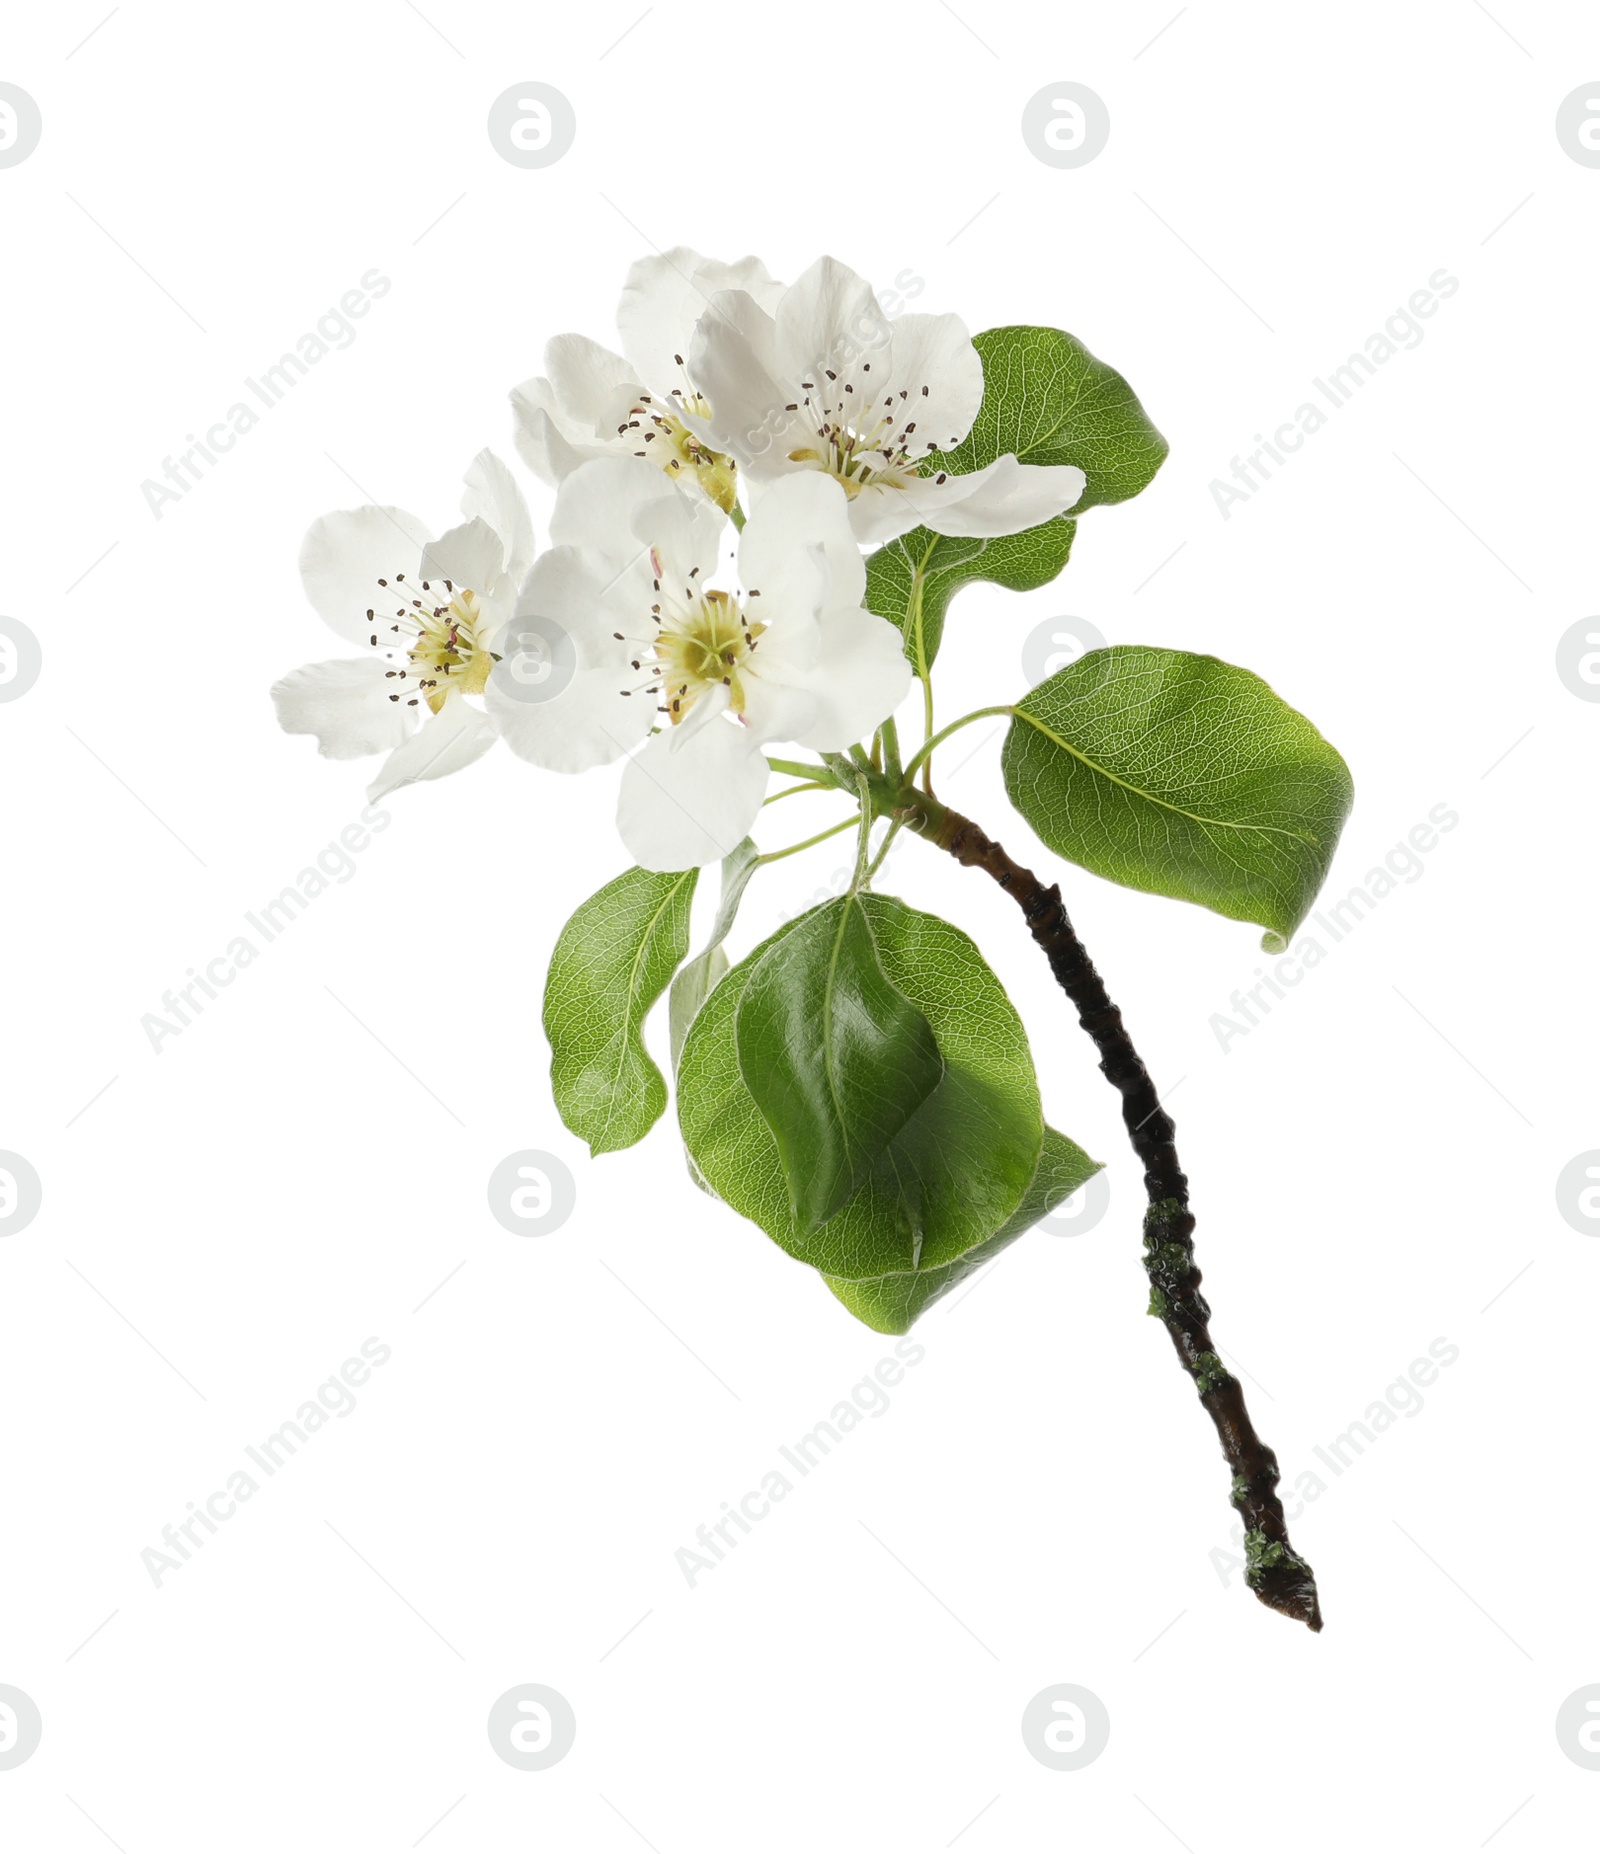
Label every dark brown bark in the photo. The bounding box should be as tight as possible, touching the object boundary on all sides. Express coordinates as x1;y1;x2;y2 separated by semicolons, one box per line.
902;795;1322;1631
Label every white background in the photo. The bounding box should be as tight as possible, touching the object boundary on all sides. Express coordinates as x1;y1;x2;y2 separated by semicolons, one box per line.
2;1;1597;1847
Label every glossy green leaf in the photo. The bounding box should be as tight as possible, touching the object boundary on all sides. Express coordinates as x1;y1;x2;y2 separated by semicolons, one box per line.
735;895;946;1233
924;325;1169;515
679;896;1043;1279
543;865;698;1156
866;517;1076;675
668;838;760;1069
1003;646;1354;950
822;1126;1100;1333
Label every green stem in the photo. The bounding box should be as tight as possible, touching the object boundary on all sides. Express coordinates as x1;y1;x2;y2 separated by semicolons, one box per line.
902;706;1014;787
848;773;874;891
880;716;904;785
862;816;903;885
755;814;858;865
764;781;829;806
767;755;829;782
728;503;746;532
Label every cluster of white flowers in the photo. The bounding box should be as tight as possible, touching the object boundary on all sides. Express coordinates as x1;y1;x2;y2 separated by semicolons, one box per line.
272;253;1086;870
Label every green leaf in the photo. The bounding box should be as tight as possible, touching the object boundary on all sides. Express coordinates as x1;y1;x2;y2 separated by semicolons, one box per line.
866;517;1076;675
679;896;1043;1279
925;325;1169;515
543;865;698;1156
821;1126;1100;1333
668;838;760;1070
735;895;946;1233
1003;646;1354;950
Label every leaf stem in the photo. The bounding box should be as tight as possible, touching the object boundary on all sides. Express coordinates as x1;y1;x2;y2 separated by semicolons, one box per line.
755;814;859;865
767;755;830;782
764;781;830;806
848;773;875;891
862;816;903;885
901;705;1015;787
880;716;904;785
896;792;1324;1632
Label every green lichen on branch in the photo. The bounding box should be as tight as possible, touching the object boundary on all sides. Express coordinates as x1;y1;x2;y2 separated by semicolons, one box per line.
1193;1351;1232;1397
1244;1529;1313;1591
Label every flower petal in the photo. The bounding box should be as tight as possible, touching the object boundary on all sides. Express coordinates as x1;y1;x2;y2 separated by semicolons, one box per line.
882;312;984;454
510;335;650;486
618;247;785;398
514;541;639;646
484;547;651;773
617;711;770;871
511;374;592;485
544;333;643;435
460;449;536;585
738;469;865;618
422;516;510;601
489;658;652;773
867;455;1087;542
271;657;413;760
785;606;913;750
687;288;796;473
550;455;723;587
366;692;498;801
774;256;893;393
299;505;434;646
738;674;820;745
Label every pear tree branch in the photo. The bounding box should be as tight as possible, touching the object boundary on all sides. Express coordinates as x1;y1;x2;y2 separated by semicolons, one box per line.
897;790;1323;1632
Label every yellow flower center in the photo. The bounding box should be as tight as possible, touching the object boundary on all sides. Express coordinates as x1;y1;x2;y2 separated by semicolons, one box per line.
621;390;740;514
368;572;496;713
651;587;766;724
784;369;955;498
408;588;493;711
789;415;921;500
